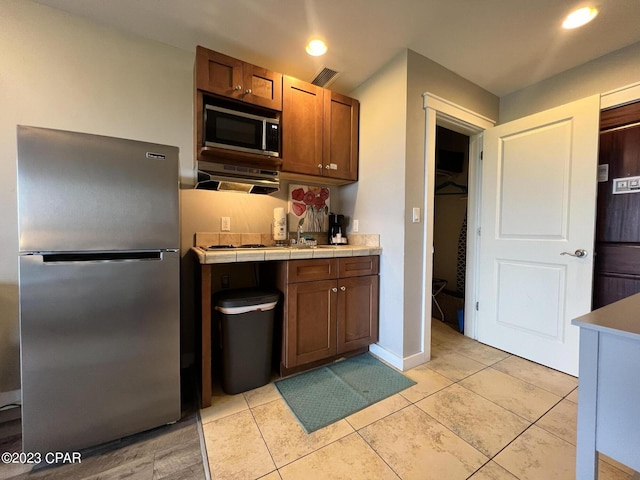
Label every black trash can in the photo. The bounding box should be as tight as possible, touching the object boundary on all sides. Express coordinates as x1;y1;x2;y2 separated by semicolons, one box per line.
213;288;280;394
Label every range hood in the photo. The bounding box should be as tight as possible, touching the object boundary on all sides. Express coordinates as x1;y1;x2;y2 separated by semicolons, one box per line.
195;161;280;195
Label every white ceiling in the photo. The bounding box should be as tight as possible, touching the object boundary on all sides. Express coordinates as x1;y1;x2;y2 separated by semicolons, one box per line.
35;0;640;97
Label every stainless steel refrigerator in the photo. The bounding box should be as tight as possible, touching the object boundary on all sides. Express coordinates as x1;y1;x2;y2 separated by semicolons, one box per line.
17;126;181;453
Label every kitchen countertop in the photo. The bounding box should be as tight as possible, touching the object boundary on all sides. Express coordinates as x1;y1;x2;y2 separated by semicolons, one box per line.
191;245;382;264
572;291;640;338
571;293;640;478
191;234;382;408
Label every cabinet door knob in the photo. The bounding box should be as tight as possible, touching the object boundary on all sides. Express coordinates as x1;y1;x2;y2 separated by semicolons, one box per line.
245;88;252;94
317;163;323;169
325;164;330;169
234;85;242;90
340;286;346;291
331;287;338;292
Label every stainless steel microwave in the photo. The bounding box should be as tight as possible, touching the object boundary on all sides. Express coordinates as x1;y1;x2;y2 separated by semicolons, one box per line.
204;104;280;157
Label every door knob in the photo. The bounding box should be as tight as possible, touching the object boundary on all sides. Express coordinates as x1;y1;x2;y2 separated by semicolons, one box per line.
560;249;588;258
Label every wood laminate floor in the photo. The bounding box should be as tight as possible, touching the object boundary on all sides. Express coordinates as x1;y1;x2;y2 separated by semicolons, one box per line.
0;370;208;480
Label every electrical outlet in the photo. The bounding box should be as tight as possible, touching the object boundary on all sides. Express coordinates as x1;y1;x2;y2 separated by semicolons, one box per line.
353;219;359;233
221;216;231;231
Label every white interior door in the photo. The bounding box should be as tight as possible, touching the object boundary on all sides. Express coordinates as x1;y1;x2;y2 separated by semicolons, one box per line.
477;95;600;375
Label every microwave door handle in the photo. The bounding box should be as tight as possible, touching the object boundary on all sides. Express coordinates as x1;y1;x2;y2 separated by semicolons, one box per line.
262;119;267;151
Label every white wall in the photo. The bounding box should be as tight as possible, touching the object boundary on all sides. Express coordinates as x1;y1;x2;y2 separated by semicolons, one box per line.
341;48;499;368
500;41;640;122
10;0;634;399
0;0;346;399
0;0;193;400
404;51;498;359
340;52;408;361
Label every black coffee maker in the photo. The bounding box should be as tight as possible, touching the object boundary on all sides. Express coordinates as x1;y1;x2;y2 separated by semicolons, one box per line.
328;213;346;245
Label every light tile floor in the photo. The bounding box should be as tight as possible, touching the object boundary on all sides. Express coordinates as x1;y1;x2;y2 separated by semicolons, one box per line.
201;320;638;480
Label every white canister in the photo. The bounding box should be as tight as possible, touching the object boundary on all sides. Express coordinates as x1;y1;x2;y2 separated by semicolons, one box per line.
273;207;287;241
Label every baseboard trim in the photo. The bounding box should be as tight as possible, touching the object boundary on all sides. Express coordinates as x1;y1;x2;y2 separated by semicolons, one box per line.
369;344;429;371
402;350;429;370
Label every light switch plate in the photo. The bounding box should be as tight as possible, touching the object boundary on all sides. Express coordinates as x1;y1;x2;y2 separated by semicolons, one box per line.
412;207;420;223
221;216;231;231
613;176;640;194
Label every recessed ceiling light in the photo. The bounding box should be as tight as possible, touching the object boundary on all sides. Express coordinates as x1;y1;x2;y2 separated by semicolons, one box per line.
306;39;327;56
562;7;598;29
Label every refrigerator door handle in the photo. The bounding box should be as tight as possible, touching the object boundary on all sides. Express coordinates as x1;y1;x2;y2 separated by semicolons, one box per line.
41;251;163;263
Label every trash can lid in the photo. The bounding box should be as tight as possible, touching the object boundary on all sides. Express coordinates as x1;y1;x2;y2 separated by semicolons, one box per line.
213;287;280;309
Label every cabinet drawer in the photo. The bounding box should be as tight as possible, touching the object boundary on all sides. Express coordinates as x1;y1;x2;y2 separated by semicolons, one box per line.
338;256;379;277
287;258;337;283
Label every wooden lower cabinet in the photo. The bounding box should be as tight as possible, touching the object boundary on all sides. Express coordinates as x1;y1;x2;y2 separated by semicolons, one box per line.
266;256;379;372
286;279;337;366
337;275;379;354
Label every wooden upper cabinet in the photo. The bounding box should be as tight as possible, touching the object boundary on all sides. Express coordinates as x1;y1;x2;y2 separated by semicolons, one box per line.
281;76;324;176
281;76;359;181
195;46;282;111
242;63;283;110
194;47;359;182
195;47;243;100
324;91;359;181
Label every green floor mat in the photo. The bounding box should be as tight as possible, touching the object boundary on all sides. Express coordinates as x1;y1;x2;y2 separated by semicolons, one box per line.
275;353;416;433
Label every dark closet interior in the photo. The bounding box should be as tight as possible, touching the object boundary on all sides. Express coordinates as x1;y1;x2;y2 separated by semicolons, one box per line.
432;126;469;332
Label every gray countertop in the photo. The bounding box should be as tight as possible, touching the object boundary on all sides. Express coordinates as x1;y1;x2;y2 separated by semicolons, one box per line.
572;292;640;339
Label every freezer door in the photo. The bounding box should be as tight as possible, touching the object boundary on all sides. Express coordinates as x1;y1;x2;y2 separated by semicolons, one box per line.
19;251;180;454
17;126;179;252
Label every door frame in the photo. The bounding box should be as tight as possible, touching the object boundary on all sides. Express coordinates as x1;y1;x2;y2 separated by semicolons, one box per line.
421;82;640;360
601;81;640;110
421;93;495;355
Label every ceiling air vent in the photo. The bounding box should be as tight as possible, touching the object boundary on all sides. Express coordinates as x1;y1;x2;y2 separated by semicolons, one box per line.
311;66;340;88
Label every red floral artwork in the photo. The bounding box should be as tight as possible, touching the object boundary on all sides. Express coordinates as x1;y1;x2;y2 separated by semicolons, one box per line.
291;188;305;201
303;191;316;205
289;184;330;232
292;202;306;216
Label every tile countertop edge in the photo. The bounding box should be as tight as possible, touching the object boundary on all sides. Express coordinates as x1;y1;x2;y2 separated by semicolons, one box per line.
190;246;382;264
